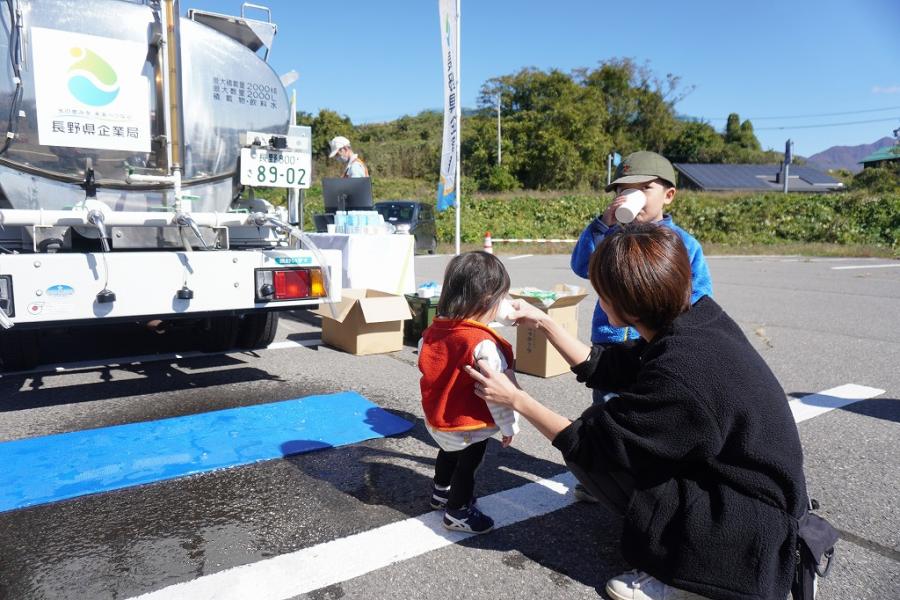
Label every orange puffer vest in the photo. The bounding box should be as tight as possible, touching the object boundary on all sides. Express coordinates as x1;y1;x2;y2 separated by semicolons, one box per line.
419;318;514;431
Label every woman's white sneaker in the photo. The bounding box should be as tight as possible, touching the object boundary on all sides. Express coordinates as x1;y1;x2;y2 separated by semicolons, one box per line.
605;570;710;600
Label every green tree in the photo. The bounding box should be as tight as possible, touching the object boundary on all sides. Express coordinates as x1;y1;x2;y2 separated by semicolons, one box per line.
468;59;693;191
665;121;725;163
720;113;767;161
582;58;687;155
476;67;610;190
295;109;355;178
725;113;742;144
738;120;762;151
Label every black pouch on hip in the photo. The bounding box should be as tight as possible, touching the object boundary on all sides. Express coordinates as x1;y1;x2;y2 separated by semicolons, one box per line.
791;500;839;600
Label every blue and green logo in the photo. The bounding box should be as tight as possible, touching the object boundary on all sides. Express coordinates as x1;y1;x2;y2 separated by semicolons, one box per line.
66;47;119;106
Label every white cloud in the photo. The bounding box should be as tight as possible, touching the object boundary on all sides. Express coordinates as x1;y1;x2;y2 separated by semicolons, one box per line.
872;85;900;94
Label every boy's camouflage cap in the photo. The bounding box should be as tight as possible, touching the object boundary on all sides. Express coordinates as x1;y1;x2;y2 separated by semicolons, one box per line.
606;151;677;192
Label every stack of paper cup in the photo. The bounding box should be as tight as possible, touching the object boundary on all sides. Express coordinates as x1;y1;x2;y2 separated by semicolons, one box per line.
614;189;647;224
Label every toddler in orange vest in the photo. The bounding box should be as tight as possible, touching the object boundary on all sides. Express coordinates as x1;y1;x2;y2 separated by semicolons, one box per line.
418;251;519;534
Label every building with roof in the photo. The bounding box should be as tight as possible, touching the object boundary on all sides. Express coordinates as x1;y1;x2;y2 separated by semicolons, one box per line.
858;145;900;169
673;163;844;193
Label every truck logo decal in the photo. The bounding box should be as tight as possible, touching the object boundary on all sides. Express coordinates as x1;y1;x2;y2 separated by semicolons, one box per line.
274;256;312;265
46;284;75;297
67;47;119;106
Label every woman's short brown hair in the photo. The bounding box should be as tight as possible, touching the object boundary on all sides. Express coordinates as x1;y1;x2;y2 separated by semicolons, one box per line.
588;223;691;331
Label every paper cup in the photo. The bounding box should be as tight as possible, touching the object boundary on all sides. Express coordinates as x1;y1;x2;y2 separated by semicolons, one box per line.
614;189;647;224
326;224;336;234
495;299;517;326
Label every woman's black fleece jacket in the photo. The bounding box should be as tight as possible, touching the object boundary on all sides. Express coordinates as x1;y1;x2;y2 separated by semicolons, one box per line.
552;296;808;600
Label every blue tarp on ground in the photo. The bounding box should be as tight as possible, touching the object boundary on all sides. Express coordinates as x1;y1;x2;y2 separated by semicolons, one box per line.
0;392;413;513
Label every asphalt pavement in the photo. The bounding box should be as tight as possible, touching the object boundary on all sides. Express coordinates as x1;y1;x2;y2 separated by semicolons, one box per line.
0;253;897;600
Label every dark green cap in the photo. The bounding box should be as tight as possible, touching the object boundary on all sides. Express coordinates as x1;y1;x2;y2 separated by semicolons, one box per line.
605;151;677;192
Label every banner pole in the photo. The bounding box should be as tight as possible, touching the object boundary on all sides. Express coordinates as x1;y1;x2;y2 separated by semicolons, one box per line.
454;0;461;256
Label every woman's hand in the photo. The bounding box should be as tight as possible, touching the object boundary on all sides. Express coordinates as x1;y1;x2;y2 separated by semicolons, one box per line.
508;299;548;328
467;359;573;442
465;359;523;409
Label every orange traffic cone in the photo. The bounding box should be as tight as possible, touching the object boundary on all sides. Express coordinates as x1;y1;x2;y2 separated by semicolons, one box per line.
483;231;493;254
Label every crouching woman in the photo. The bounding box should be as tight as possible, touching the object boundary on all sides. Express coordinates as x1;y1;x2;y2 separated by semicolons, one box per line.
466;224;810;600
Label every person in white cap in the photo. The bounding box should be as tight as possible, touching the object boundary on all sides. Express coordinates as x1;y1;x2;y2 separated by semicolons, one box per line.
328;136;369;178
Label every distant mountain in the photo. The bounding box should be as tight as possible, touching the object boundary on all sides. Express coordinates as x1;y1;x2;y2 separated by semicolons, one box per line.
806;137;897;173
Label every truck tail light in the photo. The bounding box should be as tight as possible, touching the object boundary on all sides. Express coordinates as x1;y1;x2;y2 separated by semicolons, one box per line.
256;268;327;302
273;270;309;299
309;268;326;297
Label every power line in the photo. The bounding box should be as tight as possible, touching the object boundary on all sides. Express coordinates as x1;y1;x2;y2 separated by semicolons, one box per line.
754;116;899;130
686;105;900;121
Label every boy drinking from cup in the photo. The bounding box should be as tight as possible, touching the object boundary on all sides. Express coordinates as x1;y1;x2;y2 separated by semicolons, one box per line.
569;150;713;502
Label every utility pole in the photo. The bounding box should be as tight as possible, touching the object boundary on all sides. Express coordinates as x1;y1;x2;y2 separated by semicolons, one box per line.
782;139;793;194
496;93;502;165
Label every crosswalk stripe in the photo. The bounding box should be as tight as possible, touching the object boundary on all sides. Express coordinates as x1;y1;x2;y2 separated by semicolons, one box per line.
130;473;577;600
831;263;900;270
788;383;884;423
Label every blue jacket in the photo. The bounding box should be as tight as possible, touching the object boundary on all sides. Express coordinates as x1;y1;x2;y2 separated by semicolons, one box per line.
570;215;713;343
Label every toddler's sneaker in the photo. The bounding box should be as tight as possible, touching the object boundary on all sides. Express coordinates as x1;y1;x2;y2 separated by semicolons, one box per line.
442;502;494;534
430;483;451;510
606;570;710;600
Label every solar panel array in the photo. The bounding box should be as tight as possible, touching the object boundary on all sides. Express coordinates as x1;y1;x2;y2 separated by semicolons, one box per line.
673;164;842;191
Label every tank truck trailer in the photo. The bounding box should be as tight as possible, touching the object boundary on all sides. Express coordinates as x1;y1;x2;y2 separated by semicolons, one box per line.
0;0;340;370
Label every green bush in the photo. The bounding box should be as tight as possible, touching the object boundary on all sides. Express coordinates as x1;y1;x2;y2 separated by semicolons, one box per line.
670;192;899;252
852;164;900;194
431;189;899;255
482;164;521;192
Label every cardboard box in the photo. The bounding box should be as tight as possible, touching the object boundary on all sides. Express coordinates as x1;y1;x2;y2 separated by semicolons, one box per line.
314;289;413;355
510;285;588;377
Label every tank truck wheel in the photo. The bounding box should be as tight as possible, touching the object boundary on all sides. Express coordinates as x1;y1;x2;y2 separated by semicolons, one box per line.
0;329;40;372
200;316;240;352
237;312;279;349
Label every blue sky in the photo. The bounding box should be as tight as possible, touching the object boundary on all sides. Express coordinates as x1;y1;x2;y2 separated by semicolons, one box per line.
186;0;900;157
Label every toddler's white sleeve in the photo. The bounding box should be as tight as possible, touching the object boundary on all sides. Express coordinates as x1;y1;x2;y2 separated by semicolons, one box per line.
473;340;519;437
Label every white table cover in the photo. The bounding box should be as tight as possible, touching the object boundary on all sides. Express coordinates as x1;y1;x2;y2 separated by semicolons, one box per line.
304;233;416;295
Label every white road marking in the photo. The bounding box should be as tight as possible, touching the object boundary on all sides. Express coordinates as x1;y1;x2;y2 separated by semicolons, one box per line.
789;383;884;423
0;339;321;378
132;382;886;600
130;473;578;600
706;255;801;259
706;256;856;261
831;263;900;270
507;254;533;260
492;238;576;243
265;339;321;351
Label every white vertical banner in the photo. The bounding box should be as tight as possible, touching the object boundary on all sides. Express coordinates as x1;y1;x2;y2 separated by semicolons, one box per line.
437;0;461;253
